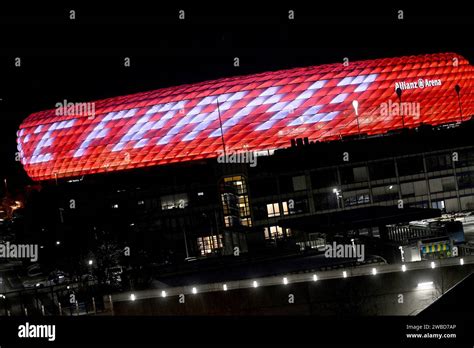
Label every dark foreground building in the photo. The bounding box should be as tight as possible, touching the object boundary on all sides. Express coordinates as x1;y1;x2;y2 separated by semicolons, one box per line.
15;53;474;264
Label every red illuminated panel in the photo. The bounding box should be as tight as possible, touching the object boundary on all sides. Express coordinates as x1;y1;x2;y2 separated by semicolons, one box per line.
17;53;474;181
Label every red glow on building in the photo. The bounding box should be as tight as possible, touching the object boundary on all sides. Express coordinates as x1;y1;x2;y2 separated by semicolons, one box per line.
17;53;474;181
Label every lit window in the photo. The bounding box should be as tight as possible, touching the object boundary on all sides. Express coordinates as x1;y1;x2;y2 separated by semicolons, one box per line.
264;226;292;240
281;200;296;215
197;235;223;255
266;203;280;217
224;216;233;227
222;175;252;227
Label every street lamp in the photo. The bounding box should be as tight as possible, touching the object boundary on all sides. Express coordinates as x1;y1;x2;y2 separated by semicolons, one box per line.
333;188;342;209
398;246;405;262
0;294;6;316
352;99;361;136
396;87;404;128
216;97;227;157
454;84;463;122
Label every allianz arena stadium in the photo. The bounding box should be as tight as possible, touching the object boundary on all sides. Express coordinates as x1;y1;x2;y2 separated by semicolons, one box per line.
16;52;474;181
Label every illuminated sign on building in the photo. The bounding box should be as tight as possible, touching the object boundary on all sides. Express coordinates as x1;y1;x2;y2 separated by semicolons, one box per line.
395;78;442;91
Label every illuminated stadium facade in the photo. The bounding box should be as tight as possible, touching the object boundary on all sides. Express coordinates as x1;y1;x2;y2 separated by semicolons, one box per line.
18;53;474;261
17;52;474;181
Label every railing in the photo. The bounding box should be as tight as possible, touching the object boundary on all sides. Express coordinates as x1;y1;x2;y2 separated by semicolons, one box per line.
111;255;474;303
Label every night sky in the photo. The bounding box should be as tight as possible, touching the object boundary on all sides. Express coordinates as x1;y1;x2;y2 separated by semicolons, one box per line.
1;4;473;192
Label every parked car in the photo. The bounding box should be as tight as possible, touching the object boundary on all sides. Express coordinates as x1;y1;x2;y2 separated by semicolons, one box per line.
23;270;70;289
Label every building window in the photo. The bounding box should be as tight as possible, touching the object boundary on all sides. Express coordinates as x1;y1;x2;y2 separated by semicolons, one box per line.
161;193;189;210
224;216;232;227
314;191;339;210
311;168;338;189
292;175;307;191
263;226;292;240
240;217;252;227
222;175;252;227
431;200;445;210
457;149;474;168
239;196;250;217
340;165;368;184
343;190;370;206
282;201;290;215
197;235;223;255
425;153;452;172
397;156;424;176
460;195;474;211
372;185;399;203
457;172;474;190
266;203;280;217
429;177;456;193
369;160;396;180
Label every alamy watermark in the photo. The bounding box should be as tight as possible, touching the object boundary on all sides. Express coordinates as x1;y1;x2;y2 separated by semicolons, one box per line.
217;150;258;167
18;322;55;341
380;100;420;119
324;242;365;262
0;242;38;262
55;99;96;119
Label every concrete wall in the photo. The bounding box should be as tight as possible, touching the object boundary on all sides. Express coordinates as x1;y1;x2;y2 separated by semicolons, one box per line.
112;264;473;316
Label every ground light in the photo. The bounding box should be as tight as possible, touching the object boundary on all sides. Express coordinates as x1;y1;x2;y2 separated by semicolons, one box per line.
130;294;136;301
343;271;347;278
192;287;197;294
460;258;464;265
253;280;258;288
283;277;288;285
223;284;228;291
431;261;436;269
401;264;407;272
417;281;434;290
372;268;377;275
161;291;167;298
313;274;318;282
